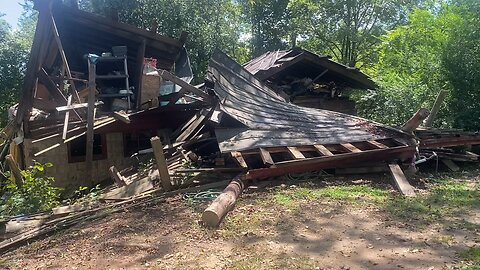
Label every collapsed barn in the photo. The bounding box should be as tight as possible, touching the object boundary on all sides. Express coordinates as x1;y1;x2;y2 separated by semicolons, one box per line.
1;0;480;252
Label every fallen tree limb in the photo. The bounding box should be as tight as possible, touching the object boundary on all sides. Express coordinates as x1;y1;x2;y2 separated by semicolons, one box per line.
202;173;246;227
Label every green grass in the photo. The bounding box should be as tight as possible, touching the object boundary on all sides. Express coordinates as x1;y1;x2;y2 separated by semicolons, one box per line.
386;180;480;226
457;247;480;269
271;184;390;208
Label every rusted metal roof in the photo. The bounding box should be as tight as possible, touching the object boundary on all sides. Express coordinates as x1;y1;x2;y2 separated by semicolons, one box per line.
208;50;409;153
243;48;377;90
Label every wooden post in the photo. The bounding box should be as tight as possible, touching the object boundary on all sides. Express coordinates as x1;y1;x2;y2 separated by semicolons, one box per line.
424;90;447;127
150;136;172;191
402;108;430;133
135;39;146;109
202;174;245;227
62;95;72;140
6;154;23;187
85;61;96;186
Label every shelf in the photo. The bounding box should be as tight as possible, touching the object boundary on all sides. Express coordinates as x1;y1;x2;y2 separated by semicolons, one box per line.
96;56;127;62
96;74;128;79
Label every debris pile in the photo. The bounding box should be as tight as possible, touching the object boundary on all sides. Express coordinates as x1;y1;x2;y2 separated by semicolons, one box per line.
1;0;480;253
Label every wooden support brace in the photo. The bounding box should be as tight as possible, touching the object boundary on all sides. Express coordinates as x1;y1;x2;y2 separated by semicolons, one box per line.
388;164;415;197
314;144;334;156
85;61;96;185
341;143;362;153
231;151;248;168
366;140;388;149
150;136;172;191
62;95;72;140
259;148;275;167
287;146;305;159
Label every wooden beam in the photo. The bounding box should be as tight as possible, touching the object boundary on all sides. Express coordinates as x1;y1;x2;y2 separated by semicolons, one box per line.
150;136;172;191
441;159;460;172
85;61;96;185
135;39;146;109
231;151;248;168
402;108;430;132
388;164;415;197
366;140;388;149
202;174;245;227
6;154;23;187
158;69;213;104
51;15;81;103
424;90;447;127
259;148;275;167
341;143;362;153
62;95;72;140
287;146;305;159
37;68;67;104
56;101;102;112
314;144;334;156
113;111;130;124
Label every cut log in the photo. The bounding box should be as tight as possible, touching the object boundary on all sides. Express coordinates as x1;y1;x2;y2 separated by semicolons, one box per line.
202;174;245;227
402;108;430;132
388;164;415;196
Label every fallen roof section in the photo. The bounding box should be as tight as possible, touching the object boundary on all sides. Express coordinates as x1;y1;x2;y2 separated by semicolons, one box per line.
208;50;410;153
243;48;377;90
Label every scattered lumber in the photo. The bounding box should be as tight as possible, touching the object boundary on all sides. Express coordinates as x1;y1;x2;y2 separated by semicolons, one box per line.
100;176;154;200
202;173;246;227
388;164;415;197
52;203;89;215
109;166;127;187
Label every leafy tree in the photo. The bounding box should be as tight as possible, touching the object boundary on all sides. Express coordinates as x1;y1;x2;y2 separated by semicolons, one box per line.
353;7;459;126
0;5;36;127
290;0;420;68
442;0;480;130
240;0;291;57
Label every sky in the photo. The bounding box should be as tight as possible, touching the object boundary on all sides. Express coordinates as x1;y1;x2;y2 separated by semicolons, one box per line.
0;0;24;28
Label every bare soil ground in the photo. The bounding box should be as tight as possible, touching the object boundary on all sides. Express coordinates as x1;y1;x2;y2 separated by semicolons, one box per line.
1;168;479;270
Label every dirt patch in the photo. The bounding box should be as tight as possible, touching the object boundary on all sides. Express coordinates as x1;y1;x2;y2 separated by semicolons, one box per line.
1;172;479;269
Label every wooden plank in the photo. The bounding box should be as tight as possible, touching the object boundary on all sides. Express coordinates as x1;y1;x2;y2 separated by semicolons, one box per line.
56;101;102;112
259;148;275;167
424;90;447;127
287;146;305;159
158;69;213;104
231;151;248;168
85;61;96;185
402;108;430;132
100;177;154;200
150;136;172;191
341;143;362;153
314;144;334;156
62;95;72;140
441;159;460;172
135;38;146;109
175;109;210;142
113;111;130;124
388;164;415;197
6;154;23;187
366;140;388;149
335;165;388;175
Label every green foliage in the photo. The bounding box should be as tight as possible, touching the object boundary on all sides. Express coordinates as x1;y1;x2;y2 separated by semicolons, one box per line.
442;0;480;130
0;162;61;218
0;3;36;127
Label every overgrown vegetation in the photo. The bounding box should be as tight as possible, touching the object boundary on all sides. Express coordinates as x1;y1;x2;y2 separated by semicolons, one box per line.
0;162;61;218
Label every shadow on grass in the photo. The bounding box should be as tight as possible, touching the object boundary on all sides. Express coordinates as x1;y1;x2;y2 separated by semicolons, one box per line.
385;179;480;228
